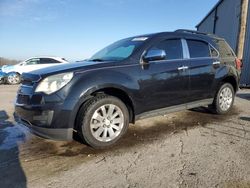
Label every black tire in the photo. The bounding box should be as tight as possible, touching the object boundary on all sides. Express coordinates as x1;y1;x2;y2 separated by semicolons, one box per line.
76;94;129;149
212;83;235;114
0;78;5;84
6;72;21;85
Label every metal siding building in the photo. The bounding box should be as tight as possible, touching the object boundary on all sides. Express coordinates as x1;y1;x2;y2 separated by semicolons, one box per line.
241;2;250;85
196;0;250;86
197;11;215;33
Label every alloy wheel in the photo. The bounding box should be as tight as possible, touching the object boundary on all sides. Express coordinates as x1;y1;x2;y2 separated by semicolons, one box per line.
219;86;233;111
7;73;20;84
90;104;124;142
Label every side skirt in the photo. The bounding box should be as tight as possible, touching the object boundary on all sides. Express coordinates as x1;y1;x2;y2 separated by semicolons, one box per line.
135;98;214;120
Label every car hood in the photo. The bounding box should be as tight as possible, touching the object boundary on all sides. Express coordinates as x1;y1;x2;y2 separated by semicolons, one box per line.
26;60;116;79
1;65;16;73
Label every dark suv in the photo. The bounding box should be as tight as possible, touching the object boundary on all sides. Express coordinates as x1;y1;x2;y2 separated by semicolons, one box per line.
15;30;241;148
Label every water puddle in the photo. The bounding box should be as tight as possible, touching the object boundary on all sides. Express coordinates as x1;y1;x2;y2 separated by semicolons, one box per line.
0;126;25;150
0;123;28;150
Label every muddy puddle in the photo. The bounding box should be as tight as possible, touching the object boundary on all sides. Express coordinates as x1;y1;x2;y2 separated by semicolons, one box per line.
10;107;239;161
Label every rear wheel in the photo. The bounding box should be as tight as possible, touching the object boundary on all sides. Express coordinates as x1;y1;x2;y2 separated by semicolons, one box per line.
212;83;235;114
76;95;129;149
6;72;21;85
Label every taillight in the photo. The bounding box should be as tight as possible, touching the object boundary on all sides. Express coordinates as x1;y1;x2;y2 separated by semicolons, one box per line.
235;58;242;70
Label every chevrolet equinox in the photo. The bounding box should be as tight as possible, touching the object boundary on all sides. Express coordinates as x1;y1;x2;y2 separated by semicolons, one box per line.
15;30;242;148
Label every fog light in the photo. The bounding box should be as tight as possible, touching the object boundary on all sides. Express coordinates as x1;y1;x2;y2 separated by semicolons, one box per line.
33;110;54;126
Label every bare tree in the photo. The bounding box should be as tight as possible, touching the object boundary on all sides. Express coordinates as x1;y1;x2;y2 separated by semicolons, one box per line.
0;57;20;66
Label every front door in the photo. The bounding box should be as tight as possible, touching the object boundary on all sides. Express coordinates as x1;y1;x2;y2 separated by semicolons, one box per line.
138;39;190;112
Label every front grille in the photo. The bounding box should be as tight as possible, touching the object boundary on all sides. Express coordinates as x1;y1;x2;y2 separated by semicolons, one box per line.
17;94;30;105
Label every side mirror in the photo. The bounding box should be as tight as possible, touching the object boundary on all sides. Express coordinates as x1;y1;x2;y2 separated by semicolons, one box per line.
143;49;166;63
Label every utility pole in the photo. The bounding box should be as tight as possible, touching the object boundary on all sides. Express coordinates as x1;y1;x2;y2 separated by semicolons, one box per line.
237;0;249;59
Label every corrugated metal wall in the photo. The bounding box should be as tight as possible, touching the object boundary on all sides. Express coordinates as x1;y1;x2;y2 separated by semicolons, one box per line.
197;11;215;33
214;0;241;51
241;1;250;85
197;0;250;85
197;0;241;51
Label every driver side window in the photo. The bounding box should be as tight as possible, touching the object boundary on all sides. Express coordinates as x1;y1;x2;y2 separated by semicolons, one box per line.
149;39;183;60
26;58;40;65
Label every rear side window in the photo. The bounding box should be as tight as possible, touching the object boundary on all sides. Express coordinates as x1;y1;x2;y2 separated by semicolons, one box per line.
40;58;61;64
187;40;210;58
149;39;183;60
214;39;235;58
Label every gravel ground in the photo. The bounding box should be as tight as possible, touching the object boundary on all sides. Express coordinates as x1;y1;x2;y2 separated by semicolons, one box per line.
0;85;250;188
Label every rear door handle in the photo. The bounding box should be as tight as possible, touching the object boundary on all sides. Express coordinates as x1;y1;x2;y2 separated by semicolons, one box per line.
213;61;220;65
178;66;189;71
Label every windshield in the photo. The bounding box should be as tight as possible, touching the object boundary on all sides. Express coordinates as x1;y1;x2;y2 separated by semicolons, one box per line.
89;37;147;62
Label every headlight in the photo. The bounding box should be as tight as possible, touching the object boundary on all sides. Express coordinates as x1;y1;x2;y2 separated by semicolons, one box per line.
35;72;73;94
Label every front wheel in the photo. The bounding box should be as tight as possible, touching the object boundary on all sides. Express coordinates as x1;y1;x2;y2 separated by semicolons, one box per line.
76;95;129;149
6;72;21;85
213;83;235;114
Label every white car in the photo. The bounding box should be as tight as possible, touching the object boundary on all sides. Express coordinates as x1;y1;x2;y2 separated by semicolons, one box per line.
2;57;68;84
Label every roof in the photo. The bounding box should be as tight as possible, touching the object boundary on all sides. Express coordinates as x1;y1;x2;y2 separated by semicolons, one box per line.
196;0;223;28
175;29;222;39
129;30;223;42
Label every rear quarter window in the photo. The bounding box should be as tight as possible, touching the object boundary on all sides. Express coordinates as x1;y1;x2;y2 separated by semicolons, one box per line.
209;45;219;57
214;39;235;58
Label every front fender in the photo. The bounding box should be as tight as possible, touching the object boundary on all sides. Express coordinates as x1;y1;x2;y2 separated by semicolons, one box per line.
64;67;140;128
73;69;139;99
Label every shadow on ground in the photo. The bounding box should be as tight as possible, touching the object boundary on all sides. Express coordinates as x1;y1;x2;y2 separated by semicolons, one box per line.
240;116;250;122
0;110;27;188
237;93;250;101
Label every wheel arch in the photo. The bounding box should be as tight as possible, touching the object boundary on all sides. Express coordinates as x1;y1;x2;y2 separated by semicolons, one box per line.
73;86;136;133
220;76;238;93
7;71;21;76
92;87;135;123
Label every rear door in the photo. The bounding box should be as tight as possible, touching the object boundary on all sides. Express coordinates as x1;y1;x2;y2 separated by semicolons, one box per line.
139;38;190;112
185;38;220;101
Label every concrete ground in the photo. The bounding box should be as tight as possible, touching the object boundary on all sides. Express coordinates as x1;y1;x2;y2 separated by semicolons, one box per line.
0;85;250;188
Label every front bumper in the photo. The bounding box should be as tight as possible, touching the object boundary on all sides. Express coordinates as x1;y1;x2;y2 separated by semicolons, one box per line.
0;71;7;83
14;94;75;141
14;112;73;141
14;80;80;141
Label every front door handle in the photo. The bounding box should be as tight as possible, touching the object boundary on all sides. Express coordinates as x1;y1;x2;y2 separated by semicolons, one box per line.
178;66;189;71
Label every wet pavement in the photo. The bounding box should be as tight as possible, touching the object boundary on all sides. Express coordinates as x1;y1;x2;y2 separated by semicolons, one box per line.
0;85;250;188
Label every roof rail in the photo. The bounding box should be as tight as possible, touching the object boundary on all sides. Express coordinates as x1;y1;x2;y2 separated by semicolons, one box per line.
175;29;215;36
